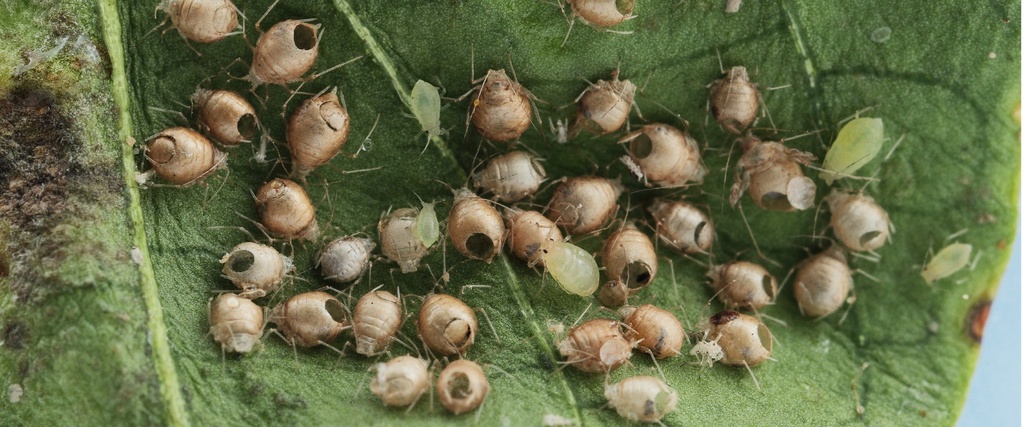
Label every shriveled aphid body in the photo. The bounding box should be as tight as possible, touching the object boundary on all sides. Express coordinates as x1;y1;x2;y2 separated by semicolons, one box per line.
409;80;444;140
437;360;490;415
618;123;707;187
730;136;817;211
568;0;636;28
820;117;884;184
448;188;505;263
709;66;761;134
546;176;622;235
270;291;349;347
825;190;892;252
472;151;546;202
255;178;319;241
921;242;973;285
287;88;350;179
469;69;533;142
504;208;563;267
604;376;678;423
145;127;226;185
209;293;264;354
220;242;294;299
601;224;657;294
159;0;239;44
318;235;375;283
378;204;439;273
794;246;852;318
247;20;321;87
541;239;600;296
648;199;714;254
557;319;632;373
353;290;403;356
598;279;629;308
620;304;684;359
708;310;772;367
417;294;478;356
708;261;778;311
370;355;430;408
193;89;257;147
571;71;636;137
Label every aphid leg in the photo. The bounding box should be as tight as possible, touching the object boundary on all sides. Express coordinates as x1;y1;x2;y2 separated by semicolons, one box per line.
254;0;282;33
742;360;762;391
305;54;365;82
560;12;577;48
147;106;190;124
736;203;780;267
883;133;906;162
317;340;348;363
851;362;870;417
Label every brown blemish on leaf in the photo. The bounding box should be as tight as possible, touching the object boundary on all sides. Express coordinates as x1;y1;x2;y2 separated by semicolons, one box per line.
3;320;29;350
966;300;991;344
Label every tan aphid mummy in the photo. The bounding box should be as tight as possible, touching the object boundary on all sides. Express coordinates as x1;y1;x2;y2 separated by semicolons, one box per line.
604;376;678;423
145;127;226;185
370;355;430;408
708;310;772;367
598;279;629;308
448;188;506;263
546;176;622;235
209;293;264;354
618;123;707;187
287;88;350;179
568;0;636;28
417;294;478;356
317;235;375;283
254;178;319;241
601;224;657;294
648;199;715;254
730;136;818;211
220;242;294;299
437;360;491;415
708;261;778;311
619;304;684;359
353;290;403;356
557;319;632;373
248;20;320;87
159;0;239;44
504;208;563;267
378;207;430;273
193;89;257;147
472;151;547;202
825;190;892;252
470;69;533;142
709;66;761;134
270;291;349;347
794;246;853;318
572;70;636;137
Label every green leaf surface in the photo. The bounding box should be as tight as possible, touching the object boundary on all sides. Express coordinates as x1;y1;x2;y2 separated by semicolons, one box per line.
0;0;1019;426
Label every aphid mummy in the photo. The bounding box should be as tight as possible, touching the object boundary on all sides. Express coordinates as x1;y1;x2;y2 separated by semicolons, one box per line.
159;0;239;44
145;127;226;185
437;359;490;415
568;0;636;28
572;71;636;137
708;310;772;367
287;88;350;179
619;304;684;359
601;224;657;293
469;69;533;142
220;242;294;299
921;242;973;285
318;235;375;283
604;376;678;423
370;355;430;408
270;291;349;347
708;261;778;311
546;176;622;235
409;79;444;140
209;293;263;354
541;239;600;296
448;188;506;262
378;204;437;273
730;136;817;211
618;123;707;187
598;279;629;308
193;89;257;147
248;20;320;87
825;190;892;252
353;290;403;356
557;319;632;373
504;208;563;267
254;178;319;241
794;246;853;318
648;199;714;254
472;151;547;202
417;294;478;356
820;117;884;185
709;66;761;134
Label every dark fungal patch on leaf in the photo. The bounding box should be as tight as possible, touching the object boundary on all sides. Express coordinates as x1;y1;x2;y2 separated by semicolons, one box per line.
3;320;28;350
966;299;991;344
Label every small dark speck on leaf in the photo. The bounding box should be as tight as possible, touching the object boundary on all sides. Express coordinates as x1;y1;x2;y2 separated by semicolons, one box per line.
966;300;991;344
3;321;28;350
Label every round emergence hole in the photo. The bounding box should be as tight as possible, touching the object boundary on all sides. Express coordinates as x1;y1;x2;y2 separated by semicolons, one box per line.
693;221;707;243
623;261;652;289
762;275;775;298
445;319;473;348
760;192;792;211
465;233;495;260
629;133;653;159
227;250;255;273
293;24;317;50
237;114;257;140
859;230;882;247
616;0;635;15
447;372;472;399
757;323;773;352
325;299;347;323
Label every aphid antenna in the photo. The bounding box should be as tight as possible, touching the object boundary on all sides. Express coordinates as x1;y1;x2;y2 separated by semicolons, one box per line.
279;80;312;120
472;306;501;344
253;0;282;33
758;312;788;328
850;362;870;417
232;210;276;243
883;133;907;162
571;302;594;328
306;54;365;83
742;360;763;392
836;106;876;127
736;202;781;267
850;251;881;264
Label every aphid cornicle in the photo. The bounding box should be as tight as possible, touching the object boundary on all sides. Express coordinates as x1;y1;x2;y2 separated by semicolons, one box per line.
254;178;320;241
794;246;853;318
159;0;239;44
370;355;430;408
618;123;707;187
820;117;884;185
825;190;892;252
469;69;533;142
708;261;778;311
220;242;294;299
270;291;349;347
648;199;715;254
541;238;601;296
193;89;257;147
378;204;439;273
472;151;547;202
572;70;636;137
287;88;350;179
568;0;636;28
730;136;817;211
709;66;761;134
598;279;629;308
708;310;772;367
921;242;973;285
209;293;263;354
437;359;490;415
145;127;227;185
504;208;563;267
448;188;506;263
546;176;622;235
353;290;403;356
604;376;678;423
601;224;657;294
620;304;684;359
317;235;375;284
557;319;632;373
417;294;478;356
248;19;320;87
